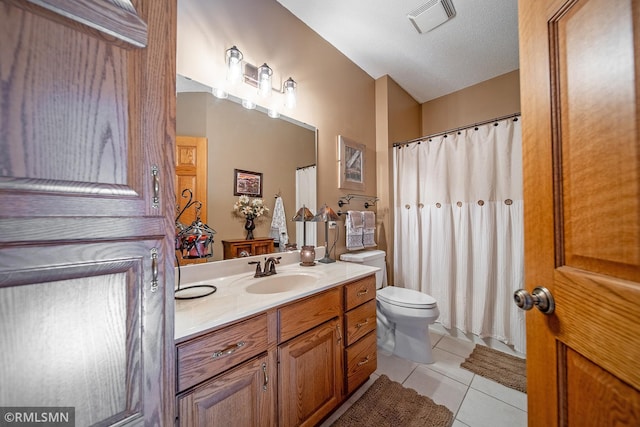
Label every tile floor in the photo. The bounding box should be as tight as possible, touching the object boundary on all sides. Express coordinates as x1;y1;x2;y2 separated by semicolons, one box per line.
321;323;527;427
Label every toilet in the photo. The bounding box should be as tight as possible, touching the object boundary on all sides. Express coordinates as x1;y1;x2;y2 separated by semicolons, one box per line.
340;250;440;364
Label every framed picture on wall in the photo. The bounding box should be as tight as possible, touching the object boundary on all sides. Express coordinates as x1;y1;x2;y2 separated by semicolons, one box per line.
234;169;263;197
338;135;365;191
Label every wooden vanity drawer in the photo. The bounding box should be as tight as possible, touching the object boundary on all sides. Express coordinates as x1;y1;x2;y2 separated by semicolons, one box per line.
344;275;376;311
345;299;376;346
279;287;341;343
345;330;377;395
177;314;268;392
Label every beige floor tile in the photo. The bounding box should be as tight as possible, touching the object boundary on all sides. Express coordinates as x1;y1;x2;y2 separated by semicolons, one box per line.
374;349;418;383
435;335;477;359
456;388;527;427
469;375;527;412
425;347;475;386
402;364;469;415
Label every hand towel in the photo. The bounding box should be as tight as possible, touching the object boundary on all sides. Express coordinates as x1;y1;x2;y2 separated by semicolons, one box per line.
363;211;377;248
270;196;289;251
346;210;364;251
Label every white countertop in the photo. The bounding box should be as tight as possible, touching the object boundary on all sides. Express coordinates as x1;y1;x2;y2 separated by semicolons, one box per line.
174;253;379;343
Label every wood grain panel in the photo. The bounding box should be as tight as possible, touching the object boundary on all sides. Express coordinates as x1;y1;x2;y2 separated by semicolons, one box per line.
278;318;341;427
344;299;376;346
278;288;341;343
23;0;148;47
345;331;377;395
177;315;268;392
178;353;275;427
564;347;640;426
0;263;140;425
343;275;376;311
553;0;640;280
0;5;129;185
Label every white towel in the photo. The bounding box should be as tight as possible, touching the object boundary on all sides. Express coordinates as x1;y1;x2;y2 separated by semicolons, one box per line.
270;196;289;250
363;211;377;248
346;211;364;251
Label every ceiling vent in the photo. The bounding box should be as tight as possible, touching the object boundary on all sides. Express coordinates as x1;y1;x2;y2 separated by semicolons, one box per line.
408;0;456;34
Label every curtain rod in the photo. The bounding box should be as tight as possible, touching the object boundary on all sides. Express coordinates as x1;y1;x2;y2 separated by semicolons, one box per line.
296;163;316;170
392;112;521;148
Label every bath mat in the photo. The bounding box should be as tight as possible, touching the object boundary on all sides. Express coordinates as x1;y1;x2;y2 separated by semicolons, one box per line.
461;345;527;393
330;374;453;427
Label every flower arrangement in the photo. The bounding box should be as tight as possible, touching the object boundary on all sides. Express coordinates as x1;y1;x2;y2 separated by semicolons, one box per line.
233;195;269;219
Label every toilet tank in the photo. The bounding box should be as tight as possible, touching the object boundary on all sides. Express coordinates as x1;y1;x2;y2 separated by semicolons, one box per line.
339;250;387;289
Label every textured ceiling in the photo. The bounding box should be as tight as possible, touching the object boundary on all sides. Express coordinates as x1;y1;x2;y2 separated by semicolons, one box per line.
276;0;519;103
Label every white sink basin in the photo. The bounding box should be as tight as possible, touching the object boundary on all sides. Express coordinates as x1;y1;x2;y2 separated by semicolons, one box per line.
244;273;319;294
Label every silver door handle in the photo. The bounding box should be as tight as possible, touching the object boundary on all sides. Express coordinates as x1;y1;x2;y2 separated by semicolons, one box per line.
514;287;555;314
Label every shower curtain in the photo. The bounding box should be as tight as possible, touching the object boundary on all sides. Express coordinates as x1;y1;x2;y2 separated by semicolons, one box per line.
295;165;317;247
393;117;526;353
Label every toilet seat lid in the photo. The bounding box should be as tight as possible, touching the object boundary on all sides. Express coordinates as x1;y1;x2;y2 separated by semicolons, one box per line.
377;286;437;309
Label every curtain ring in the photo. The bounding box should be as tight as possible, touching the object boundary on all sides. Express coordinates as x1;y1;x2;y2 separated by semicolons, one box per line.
418;203;424;209
478;200;485;206
505;199;513;205
436;203;441;208
405;204;411;210
456;201;462;207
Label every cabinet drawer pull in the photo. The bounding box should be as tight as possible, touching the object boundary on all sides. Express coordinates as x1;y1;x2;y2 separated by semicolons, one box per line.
211;341;245;359
151;165;159;209
357;356;370;366
356;319;369;329
262;362;268;391
336;324;342;343
150;248;159;292
357;288;368;296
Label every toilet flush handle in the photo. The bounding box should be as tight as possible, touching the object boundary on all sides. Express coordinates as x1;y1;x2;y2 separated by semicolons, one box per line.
513;287;555;314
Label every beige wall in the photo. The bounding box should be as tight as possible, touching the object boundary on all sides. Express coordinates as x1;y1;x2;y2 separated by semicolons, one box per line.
421;70;521;135
178;0;376;259
375;76;421;284
177;92;315;261
177;0;521;269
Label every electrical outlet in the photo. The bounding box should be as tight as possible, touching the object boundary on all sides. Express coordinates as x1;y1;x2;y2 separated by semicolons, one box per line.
328;221;337;229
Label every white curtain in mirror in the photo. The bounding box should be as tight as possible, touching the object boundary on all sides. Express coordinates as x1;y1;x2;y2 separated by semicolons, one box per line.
393;117;526;353
295;165;317;247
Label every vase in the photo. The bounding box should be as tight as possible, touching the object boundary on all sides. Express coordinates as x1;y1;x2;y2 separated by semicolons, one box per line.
244;218;256;240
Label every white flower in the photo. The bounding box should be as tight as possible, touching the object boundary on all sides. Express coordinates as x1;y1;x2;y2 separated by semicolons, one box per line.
233;196;269;219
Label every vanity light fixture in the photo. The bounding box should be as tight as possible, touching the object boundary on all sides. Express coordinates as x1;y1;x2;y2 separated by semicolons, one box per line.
257;63;273;97
283;77;297;109
226;45;243;84
223;45;298;110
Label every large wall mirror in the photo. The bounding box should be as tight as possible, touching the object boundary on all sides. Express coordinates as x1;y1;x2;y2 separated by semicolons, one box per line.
176;75;317;263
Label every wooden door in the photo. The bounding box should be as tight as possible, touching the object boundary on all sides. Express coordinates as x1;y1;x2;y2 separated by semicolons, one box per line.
0;0;175;425
278;318;343;427
178;353;276;427
176;136;208;265
519;0;640;425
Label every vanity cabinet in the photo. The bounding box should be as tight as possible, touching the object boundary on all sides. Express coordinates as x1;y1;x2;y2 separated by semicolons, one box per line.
176;274;377;426
343;275;378;394
278;289;343;427
176;314;277;426
222;238;275;259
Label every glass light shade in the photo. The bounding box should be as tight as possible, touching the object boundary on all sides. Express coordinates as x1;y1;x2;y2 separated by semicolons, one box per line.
313;204;339;222
242;98;256;109
292;206;315;222
213;87;228;99
226;46;243;84
283;77;297;109
257;63;273;97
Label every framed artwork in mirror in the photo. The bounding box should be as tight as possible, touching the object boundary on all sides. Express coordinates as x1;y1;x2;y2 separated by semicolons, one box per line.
338;135;365;191
234;169;263;197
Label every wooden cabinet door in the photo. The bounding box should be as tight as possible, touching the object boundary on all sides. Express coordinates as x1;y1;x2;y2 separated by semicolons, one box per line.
519;0;640;425
0;1;175;425
278;318;343;427
178;353;276;427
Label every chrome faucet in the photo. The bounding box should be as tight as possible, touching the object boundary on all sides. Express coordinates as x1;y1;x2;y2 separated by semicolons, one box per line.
264;256;282;275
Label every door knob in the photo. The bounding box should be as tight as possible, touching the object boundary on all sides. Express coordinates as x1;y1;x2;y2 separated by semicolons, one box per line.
513;287;555;314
